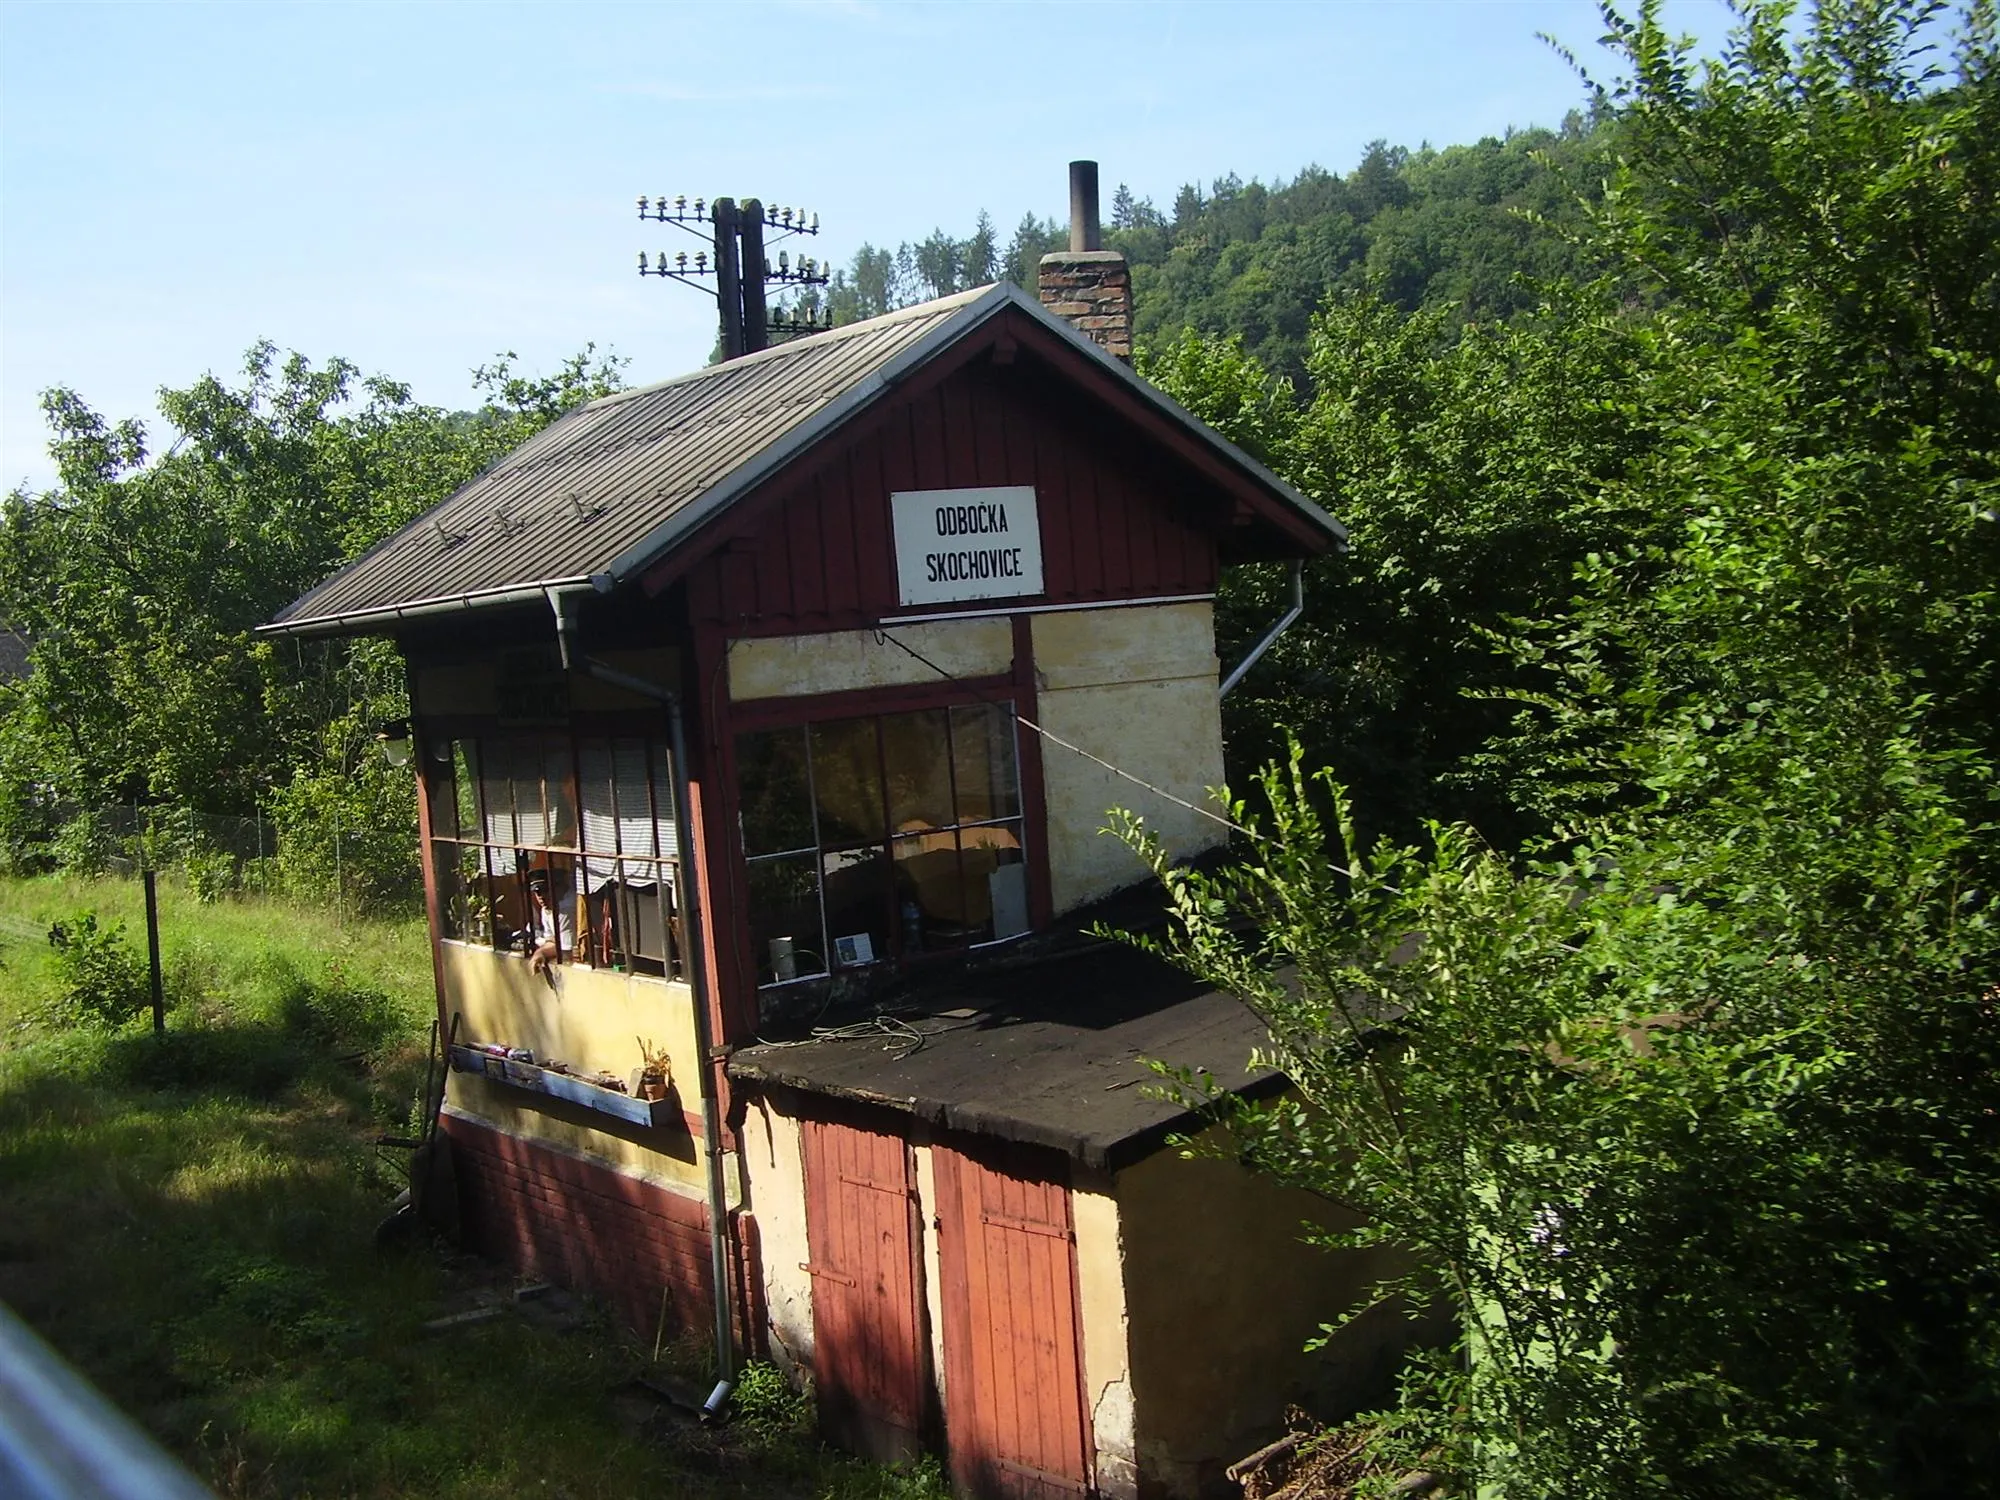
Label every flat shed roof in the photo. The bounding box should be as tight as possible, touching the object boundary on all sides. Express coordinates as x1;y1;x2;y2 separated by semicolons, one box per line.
728;939;1282;1172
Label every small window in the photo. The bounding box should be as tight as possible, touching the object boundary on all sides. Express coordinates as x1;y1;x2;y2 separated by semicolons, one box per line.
737;701;1028;987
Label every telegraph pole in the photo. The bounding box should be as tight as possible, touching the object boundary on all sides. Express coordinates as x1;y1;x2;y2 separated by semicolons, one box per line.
637;194;831;359
739;199;770;354
712;198;744;361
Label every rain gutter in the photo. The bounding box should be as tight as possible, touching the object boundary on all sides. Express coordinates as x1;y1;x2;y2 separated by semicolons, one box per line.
257;576;609;639
1219;559;1305;700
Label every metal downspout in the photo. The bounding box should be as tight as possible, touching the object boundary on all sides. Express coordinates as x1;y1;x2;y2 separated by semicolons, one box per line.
548;589;736;1401
1219;559;1305;699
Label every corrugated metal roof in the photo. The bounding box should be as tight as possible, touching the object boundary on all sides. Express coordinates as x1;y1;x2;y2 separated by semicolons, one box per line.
266;282;1341;635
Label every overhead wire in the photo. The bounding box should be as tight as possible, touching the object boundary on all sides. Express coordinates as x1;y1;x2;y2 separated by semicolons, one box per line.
867;624;1267;843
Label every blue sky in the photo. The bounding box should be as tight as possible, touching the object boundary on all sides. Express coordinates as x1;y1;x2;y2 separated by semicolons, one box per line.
0;1;1727;494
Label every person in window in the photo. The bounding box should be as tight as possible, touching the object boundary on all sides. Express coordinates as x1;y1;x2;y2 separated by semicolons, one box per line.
523;868;576;974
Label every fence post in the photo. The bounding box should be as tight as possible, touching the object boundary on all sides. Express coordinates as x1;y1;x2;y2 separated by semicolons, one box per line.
143;869;164;1035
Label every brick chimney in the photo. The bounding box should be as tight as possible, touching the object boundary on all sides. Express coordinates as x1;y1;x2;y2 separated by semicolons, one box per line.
1038;160;1132;361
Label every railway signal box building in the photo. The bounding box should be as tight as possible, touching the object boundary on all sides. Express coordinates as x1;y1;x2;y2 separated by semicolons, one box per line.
271;256;1417;1497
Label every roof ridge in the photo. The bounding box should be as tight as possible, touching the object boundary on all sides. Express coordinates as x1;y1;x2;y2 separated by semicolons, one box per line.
584;283;1003;413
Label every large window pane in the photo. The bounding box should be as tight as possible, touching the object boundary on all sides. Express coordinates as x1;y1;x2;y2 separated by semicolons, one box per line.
425;753;459;842
436;842;465;939
648;742;681;855
950;703;1020;824
579;740;618;887
808;718;884;848
740;702;1027;987
453;742;481;839
895;829;1025;947
883;709;952;833
821;846;889;967
747;853;826;983
543;743;576;848
965;831;1027;941
892;833;962;950
513;740;549;846
616;858;674;969
480;740;520;846
613;738;655;856
737;728;816;855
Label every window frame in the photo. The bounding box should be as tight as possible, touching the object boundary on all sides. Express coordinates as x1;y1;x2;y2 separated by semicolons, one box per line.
421;725;687;981
736;697;1032;991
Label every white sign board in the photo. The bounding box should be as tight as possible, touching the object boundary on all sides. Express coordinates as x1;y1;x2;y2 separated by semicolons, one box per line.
890;486;1043;608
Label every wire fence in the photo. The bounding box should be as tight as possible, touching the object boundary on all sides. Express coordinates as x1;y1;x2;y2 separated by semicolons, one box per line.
38;802;419;918
77;803;280;890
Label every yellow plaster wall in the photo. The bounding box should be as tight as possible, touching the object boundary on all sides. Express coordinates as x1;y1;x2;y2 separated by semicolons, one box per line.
1032;602;1227;915
728;619;1013;702
1071;1177;1138;1500
439;943;706;1191
1114;1135;1413;1498
741;1098;815;1382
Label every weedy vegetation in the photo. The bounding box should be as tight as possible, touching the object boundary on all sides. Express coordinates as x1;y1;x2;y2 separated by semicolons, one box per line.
0;873;944;1500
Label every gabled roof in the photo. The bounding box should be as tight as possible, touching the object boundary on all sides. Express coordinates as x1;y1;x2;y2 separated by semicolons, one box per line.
265;283;1343;637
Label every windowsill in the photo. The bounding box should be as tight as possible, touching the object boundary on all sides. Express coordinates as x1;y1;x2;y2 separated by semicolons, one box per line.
438;938;682;986
753;928;1031;992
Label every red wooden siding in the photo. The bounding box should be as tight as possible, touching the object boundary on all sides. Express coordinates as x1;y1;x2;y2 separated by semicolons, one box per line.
802;1115;931;1461
678;359;1225;638
935;1138;1091;1499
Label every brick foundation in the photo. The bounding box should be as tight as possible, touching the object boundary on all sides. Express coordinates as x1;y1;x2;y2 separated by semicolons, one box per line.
442;1111;763;1353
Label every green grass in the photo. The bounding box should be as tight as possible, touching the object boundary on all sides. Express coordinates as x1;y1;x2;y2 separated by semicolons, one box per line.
0;873;946;1500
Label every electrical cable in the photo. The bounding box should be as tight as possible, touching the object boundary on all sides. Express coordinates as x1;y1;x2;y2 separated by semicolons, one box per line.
867;625;1267;843
753;1011;988;1060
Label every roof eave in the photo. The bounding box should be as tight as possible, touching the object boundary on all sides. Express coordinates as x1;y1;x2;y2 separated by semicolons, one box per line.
256;575;603;639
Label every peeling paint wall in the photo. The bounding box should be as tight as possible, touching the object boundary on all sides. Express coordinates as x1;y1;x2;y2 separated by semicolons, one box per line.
1115;1135;1415;1499
740;1098;814;1383
1032;602;1227;915
727;619;1012;702
1073;1176;1137;1500
440;943;707;1192
912;1138;949;1414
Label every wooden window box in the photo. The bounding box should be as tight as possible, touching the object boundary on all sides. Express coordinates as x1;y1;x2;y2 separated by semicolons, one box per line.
448;1045;678;1129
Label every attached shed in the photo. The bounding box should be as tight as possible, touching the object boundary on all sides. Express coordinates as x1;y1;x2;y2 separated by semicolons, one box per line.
266;190;1407;1497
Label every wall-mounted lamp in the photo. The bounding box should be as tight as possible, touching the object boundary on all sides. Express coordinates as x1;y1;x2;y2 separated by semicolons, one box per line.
376;718;413;769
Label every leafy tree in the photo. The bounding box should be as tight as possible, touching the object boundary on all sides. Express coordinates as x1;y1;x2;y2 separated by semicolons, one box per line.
1125;2;2000;1493
962;210;998;287
0;343;622;895
912;229;961;300
1144;289;1645;845
1111;182;1138;229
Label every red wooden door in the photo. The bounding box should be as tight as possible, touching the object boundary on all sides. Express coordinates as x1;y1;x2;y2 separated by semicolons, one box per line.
801;1114;930;1461
935;1138;1091;1498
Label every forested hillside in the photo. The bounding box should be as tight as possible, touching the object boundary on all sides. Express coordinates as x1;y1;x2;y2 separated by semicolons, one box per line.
819;113;1610;382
